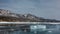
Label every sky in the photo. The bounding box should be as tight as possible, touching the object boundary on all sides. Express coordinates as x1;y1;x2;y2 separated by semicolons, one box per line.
0;0;60;20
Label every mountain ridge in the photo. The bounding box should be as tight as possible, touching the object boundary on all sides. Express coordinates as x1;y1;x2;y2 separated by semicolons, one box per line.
0;9;59;22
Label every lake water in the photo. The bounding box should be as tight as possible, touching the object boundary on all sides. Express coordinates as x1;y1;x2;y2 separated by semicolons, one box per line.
0;24;60;34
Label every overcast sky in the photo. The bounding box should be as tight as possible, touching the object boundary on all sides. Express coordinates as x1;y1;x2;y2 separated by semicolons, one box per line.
0;0;60;20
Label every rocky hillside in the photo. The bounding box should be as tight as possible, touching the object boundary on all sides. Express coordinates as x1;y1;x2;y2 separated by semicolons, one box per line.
0;9;60;22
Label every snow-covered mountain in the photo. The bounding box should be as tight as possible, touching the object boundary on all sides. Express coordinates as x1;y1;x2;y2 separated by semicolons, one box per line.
0;9;59;22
